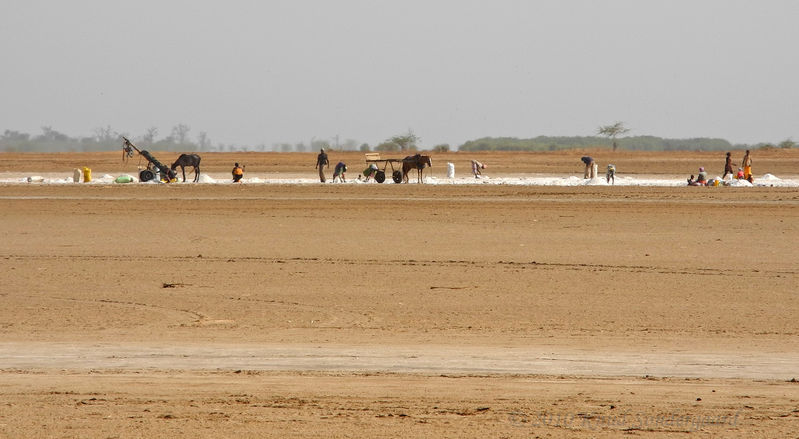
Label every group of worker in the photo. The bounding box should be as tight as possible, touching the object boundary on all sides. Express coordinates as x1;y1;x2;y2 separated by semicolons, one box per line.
687;150;753;186
231;149;755;186
228;149;376;184
314;148;348;182
315;148;487;183
580;156;617;184
580;150;755;187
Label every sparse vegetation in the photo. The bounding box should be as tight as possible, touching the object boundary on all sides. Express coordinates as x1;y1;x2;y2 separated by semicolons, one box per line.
778;138;795;149
0;126;784;153
597;122;630;151
458;135;735;152
386;129;420;151
374;142;401;152
1;125;203;152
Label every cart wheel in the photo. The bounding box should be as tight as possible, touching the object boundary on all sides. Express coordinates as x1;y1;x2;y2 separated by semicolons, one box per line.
375;170;386;183
392;170;403;183
139;170;155;182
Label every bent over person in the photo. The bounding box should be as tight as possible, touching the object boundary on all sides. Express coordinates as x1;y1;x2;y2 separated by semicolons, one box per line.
362;163;379;182
332;162;347;183
315;148;329;182
581;156;595;179
471;160;485;178
606;164;616;184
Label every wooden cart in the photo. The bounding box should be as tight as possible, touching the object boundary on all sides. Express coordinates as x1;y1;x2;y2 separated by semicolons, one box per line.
364;153;405;183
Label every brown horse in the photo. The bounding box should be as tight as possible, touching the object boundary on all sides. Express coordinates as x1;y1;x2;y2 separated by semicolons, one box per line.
171;154;202;182
402;154;432;184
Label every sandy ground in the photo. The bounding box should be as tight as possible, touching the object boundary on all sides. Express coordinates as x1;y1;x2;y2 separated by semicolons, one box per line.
1;150;798;437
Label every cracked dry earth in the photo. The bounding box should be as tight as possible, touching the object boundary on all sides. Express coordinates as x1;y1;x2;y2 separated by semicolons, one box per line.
1;151;798;437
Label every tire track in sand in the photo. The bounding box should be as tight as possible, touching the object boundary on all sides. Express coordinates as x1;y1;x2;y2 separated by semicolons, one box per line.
3;254;795;278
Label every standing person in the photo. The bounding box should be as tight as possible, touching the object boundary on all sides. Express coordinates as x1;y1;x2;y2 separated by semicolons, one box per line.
722;152;735;179
231;162;244;183
742;149;753;181
332;162;347;183
581;156;595;179
471;160;485;178
315;148;329;182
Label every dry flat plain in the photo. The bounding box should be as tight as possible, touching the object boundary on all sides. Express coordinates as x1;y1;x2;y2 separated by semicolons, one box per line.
1;150;798;438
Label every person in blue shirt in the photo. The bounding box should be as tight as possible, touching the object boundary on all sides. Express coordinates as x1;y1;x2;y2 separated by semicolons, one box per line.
332;162;347;183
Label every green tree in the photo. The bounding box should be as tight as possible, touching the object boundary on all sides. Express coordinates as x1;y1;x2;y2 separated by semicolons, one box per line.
432;144;450;152
778;138;795;149
93;125;117;145
0;130;31;152
375;142;400;152
597;122;630;151
387;129;420;151
38;126;69;142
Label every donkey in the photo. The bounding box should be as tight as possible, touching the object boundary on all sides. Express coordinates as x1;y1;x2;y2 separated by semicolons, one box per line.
401;154;432;184
171;154;202;182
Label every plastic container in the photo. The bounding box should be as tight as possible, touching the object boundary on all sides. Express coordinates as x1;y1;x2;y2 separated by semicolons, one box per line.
447;163;455;178
73;168;82;183
82;167;92;182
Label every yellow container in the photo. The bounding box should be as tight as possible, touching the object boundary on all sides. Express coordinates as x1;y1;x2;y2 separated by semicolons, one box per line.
83;167;92;182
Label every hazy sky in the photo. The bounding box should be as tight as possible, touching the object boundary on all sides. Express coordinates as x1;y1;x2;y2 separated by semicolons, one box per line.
2;0;797;148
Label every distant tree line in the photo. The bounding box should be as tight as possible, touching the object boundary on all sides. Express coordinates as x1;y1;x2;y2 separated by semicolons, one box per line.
0;125;211;153
0;126;370;153
460;136;742;152
0;127;428;153
1;126;793;153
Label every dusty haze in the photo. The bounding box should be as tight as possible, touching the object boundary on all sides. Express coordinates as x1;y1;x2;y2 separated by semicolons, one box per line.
2;0;798;147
